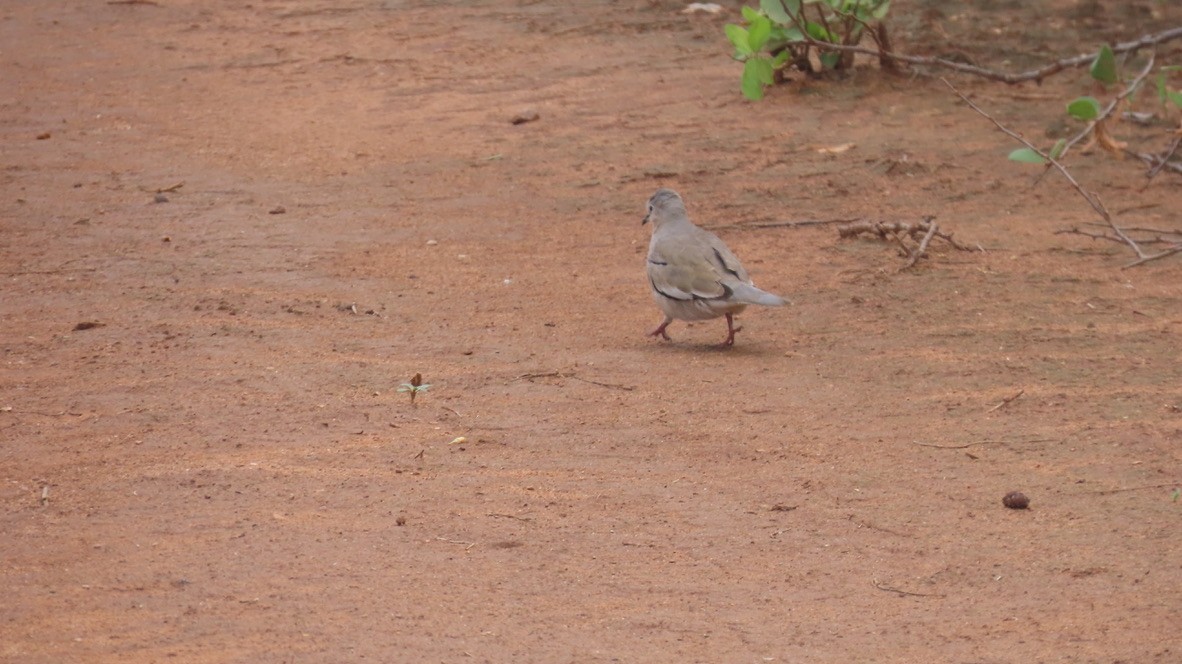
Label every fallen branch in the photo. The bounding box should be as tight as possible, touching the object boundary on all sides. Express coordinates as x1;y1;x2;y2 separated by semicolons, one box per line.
836;217;980;268
943;78;1182;268
788;24;1182;84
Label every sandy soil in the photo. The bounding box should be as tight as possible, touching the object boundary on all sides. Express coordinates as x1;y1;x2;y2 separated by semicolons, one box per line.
3;1;1181;662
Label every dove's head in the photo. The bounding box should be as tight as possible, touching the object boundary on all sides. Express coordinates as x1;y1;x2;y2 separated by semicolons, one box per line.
642;188;687;227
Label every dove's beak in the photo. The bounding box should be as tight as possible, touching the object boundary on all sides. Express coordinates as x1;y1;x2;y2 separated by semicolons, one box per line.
641;212;650;225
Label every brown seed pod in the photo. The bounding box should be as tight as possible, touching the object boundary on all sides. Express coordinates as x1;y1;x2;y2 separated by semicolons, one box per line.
1002;491;1030;509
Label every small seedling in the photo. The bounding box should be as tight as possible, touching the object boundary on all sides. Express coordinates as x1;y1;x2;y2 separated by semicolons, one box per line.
1172;487;1180;503
725;0;892;100
398;372;431;405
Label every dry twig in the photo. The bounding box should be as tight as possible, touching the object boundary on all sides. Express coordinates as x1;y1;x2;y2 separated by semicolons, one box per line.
943;78;1182;268
1138;134;1182;180
987;389;1025;413
1086;482;1178;495
487;512;533;521
435;536;476;550
791;25;1182;84
912;437;1052;450
723;217;863;231
837;217;979;268
517;371;634;391
872;579;944;598
903;220;940;269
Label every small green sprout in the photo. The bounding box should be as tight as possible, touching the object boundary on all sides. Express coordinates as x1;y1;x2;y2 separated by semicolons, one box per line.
398;373;431;405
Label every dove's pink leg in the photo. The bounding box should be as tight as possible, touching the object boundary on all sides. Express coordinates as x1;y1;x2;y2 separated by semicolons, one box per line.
648;316;673;341
719;313;743;347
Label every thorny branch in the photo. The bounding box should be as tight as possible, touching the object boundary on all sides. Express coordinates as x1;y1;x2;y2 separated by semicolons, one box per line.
943;78;1182;268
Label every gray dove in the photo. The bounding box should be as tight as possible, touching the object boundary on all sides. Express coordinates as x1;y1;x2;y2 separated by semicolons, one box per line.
642;188;787;346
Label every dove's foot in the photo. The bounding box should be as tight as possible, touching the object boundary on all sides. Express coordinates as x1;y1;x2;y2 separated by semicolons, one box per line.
648;319;672;341
718;313;742;347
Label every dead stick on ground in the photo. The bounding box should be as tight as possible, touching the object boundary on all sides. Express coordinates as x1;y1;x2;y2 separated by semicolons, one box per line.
723;217;863;230
872;579;944;598
912;438;1052;449
1143;135;1182;181
902;219;939;269
792;25;1182;84
913;440;1002;450
488;513;530;520
1087;482;1178;495
943;78;1181;268
436;537;477;550
987;389;1025;413
40;486;50;507
518;371;634;391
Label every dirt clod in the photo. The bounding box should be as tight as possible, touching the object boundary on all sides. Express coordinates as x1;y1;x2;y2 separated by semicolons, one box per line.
1003;491;1030;509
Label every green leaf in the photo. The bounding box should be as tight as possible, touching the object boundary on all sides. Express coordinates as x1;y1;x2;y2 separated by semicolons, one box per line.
780;25;808;41
806;21;833;42
741;58;771;100
869;0;891;19
741;5;761;23
1008;147;1047;164
748;15;773;52
752;57;775;85
725;24;753;56
772;50;792;67
1049;138;1067;160
1067;96;1101;121
1090;44;1117;85
761;0;794;23
820;51;842;70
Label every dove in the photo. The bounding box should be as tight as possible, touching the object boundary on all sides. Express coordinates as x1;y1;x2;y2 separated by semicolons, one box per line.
642;188;787;346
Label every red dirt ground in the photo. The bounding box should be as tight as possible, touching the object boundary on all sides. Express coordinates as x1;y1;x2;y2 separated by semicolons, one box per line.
3;1;1181;662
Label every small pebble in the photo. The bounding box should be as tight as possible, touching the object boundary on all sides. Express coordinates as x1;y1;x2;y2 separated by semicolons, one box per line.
426;239;438;246
153;193;169;203
510;109;540;125
1002;491;1030;509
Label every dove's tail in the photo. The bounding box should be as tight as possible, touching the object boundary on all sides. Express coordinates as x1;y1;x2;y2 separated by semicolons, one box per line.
732;282;789;307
